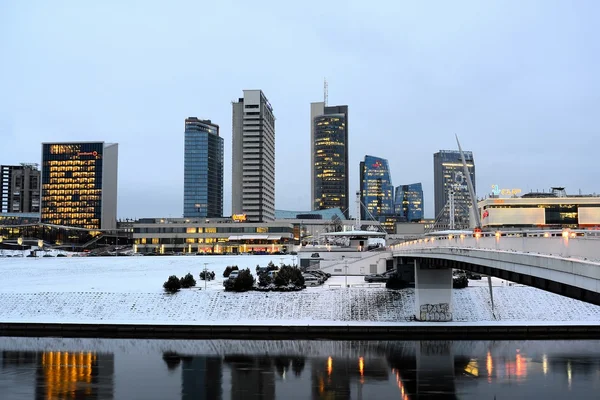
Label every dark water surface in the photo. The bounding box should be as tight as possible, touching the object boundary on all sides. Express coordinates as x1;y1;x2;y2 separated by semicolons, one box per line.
0;337;599;399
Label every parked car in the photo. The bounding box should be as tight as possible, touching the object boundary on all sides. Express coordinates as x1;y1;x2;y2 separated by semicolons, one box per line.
302;275;321;287
364;270;396;283
228;270;240;280
304;271;324;284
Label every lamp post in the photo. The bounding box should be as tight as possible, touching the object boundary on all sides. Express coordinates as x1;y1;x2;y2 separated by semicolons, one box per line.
17;237;23;255
343;255;348;288
204;263;208;290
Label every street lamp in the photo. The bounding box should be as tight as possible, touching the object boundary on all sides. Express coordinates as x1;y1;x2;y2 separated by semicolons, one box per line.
203;263;208;290
17;237;23;254
343;255;348;288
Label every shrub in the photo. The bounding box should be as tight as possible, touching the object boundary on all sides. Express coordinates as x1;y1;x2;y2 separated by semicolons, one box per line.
223;265;239;278
180;273;196;288
258;273;272;287
163;275;181;293
224;268;255;292
273;266;304;287
453;275;469;289
200;270;215;281
386;273;409;289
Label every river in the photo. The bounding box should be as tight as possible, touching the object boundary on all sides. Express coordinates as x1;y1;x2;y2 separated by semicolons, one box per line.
0;338;598;399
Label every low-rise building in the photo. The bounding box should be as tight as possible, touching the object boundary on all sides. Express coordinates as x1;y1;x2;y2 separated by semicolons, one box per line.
478;189;600;229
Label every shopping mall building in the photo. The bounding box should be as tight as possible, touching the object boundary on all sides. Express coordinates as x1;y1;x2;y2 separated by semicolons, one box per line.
478;191;600;229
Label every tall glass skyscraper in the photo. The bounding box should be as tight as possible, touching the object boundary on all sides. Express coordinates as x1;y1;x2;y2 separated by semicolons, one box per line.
394;183;424;222
433;150;476;228
183;118;223;218
310;102;349;218
359;155;394;220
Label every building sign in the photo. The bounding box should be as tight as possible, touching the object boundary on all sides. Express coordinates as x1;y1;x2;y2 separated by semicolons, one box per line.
372;160;382;169
232;214;247;222
491;184;521;197
77;151;98;157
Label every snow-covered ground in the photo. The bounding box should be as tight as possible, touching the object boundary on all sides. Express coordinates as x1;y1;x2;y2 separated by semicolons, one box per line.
1;252;599;325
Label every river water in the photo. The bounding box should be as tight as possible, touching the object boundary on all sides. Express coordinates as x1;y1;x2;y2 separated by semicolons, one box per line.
0;337;598;399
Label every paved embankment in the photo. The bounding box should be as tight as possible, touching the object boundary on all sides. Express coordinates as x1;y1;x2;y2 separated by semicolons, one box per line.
2;321;600;340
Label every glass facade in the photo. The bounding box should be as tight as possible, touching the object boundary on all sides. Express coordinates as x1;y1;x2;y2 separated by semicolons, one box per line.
41;143;104;229
313;113;348;215
359;156;394;220
433;150;476;229
394;183;424;222
183;118;223;218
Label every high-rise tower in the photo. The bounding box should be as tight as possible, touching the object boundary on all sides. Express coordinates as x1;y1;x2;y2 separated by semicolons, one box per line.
433;150;476;229
310;102;349;217
183;118;223;218
232;90;276;222
1;164;40;213
41;142;118;230
359;155;394;220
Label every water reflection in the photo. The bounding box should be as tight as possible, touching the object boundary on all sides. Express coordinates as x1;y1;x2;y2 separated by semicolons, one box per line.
1;339;600;399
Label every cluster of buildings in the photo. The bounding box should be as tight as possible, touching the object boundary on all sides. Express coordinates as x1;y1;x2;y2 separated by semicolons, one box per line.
2;88;600;253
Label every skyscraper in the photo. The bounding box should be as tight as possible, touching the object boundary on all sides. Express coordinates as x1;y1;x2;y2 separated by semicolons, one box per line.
310;102;349;217
433;150;476;228
395;183;424;222
359;155;394;220
232;90;276;222
183;118;223;218
41;142;118;230
1;164;40;213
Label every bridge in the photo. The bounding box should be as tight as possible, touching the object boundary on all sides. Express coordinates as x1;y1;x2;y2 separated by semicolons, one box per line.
391;229;600;321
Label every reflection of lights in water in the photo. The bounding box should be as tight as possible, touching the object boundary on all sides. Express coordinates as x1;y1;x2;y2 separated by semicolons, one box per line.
318;377;325;394
394;370;409;400
567;361;572;389
515;353;526;379
464;359;479;376
327;356;333;376
42;351;97;398
542;355;548;375
359;356;365;384
486;351;493;380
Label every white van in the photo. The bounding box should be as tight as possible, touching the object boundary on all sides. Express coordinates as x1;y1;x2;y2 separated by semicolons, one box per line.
303;275;320;287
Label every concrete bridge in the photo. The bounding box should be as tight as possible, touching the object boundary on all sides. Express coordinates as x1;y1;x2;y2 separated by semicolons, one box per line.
391;230;600;321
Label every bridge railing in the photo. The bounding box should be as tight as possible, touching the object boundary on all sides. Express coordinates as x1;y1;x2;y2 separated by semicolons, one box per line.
392;229;600;261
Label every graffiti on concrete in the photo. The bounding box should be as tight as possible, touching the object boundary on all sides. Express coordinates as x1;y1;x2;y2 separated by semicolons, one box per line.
419;303;452;322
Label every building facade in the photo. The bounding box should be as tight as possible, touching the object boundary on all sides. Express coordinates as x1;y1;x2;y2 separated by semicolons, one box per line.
433;150;476;229
478;194;600;229
132;217;294;255
310;102;349;217
232;90;276;222
395;183;424;222
359;155;394;220
183;118;223;218
1;164;40;213
41;142;118;230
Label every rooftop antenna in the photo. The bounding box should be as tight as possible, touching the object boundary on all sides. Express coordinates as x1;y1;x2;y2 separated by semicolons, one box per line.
324;78;328;106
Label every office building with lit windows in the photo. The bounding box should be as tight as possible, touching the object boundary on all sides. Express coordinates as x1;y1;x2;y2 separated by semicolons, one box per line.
183;117;223;218
41;142;118;230
1;163;40;213
433;150;476;229
232;90;276;222
359;155;394;220
395;183;424;222
310;102;349;217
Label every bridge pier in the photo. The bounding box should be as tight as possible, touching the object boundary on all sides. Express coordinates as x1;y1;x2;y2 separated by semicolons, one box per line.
414;260;453;322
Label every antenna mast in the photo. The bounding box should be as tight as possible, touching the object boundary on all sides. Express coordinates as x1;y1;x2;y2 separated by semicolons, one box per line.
324;78;328;106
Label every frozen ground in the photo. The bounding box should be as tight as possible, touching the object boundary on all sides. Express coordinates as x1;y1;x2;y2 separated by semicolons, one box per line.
1;252;599;325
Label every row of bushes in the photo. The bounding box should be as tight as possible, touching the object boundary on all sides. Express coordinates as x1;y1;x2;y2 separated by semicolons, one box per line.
224;265;305;292
163;273;197;293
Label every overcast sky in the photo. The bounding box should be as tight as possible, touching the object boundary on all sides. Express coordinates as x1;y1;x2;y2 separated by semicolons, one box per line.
1;0;599;219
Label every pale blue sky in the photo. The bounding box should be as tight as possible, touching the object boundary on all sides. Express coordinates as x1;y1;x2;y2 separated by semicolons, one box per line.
1;0;599;219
